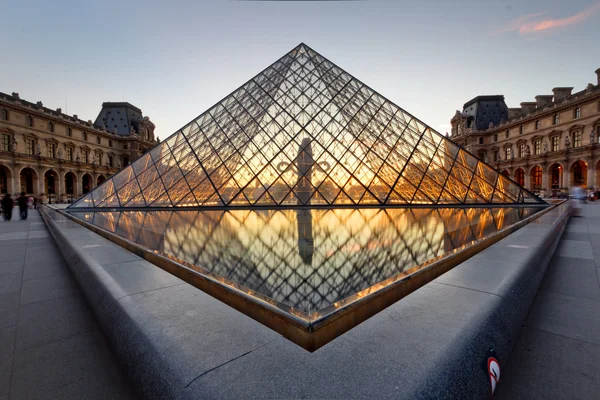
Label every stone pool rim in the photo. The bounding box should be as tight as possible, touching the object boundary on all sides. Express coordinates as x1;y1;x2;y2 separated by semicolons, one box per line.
59;204;552;352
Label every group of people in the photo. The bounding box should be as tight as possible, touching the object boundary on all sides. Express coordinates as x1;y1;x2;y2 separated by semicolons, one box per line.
1;193;37;221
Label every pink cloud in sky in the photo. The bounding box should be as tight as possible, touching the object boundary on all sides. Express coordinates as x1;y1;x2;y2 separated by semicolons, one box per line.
495;2;600;35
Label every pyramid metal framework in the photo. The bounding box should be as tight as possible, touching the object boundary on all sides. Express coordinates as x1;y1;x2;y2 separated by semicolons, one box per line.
71;43;544;209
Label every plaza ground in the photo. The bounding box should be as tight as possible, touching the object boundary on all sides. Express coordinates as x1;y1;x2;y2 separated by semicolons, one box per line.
0;209;134;400
1;204;599;399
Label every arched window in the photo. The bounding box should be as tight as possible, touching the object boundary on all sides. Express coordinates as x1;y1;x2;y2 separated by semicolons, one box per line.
26;116;33;127
515;169;525;186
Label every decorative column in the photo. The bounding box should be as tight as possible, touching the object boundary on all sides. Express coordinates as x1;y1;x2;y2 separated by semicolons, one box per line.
38;170;45;203
563;165;569;190
9;168;16;196
541;166;549;192
524;172;531;191
58;173;65;203
588;162;595;189
76;172;83;196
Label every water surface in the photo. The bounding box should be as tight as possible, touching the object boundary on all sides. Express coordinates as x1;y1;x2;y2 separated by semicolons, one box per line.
70;207;543;314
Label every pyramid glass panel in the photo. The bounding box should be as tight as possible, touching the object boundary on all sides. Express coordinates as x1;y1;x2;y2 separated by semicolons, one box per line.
70;43;544;209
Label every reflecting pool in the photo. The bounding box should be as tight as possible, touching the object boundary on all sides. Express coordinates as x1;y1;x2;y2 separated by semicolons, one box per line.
70;207;544;315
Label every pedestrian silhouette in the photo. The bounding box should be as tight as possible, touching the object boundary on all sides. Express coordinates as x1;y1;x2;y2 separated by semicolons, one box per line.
1;193;14;221
17;192;28;221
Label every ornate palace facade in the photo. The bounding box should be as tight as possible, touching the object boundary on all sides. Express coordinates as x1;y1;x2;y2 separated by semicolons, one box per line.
0;92;158;203
451;68;600;196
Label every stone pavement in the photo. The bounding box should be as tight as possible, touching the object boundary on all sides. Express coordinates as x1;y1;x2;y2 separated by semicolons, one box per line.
0;207;134;400
497;203;600;399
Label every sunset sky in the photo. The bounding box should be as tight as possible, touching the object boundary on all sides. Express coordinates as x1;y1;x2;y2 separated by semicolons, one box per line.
2;0;599;139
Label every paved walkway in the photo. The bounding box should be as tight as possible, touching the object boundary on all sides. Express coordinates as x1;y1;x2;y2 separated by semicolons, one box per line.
0;207;134;400
498;203;600;399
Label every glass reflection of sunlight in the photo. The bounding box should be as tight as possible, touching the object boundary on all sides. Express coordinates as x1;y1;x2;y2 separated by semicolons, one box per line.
72;206;541;314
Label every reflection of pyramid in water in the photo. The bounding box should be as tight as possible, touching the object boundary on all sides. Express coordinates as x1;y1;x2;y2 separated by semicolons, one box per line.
71;43;544;209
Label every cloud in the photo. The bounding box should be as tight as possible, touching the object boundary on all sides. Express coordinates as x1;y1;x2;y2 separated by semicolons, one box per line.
493;12;547;34
495;2;600;36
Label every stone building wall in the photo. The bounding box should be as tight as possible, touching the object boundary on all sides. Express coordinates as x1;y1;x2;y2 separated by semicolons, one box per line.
451;68;600;196
0;92;157;203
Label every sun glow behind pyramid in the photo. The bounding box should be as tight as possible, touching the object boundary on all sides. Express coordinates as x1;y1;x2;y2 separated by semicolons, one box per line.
70;43;543;209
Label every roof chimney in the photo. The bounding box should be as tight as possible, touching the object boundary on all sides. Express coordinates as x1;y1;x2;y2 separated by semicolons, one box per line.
596;68;600;85
508;108;521;119
520;102;537;114
552;87;573;101
534;95;554;108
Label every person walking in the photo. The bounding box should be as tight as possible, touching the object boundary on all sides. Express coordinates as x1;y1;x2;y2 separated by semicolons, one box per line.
1;193;14;221
17;192;28;220
570;185;585;217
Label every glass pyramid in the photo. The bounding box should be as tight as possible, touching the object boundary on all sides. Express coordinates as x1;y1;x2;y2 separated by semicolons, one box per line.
71;43;544;209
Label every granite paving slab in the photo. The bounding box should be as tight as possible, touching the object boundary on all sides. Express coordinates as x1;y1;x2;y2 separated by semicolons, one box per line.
0;211;134;399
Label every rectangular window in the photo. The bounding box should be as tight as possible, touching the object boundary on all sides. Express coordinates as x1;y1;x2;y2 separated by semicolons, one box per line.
518;143;526;158
553;114;559;125
97;136;101;145
123;156;129;165
479;137;484;145
82;150;89;163
26;139;34;155
67;127;72;137
66;147;73;161
123;143;128;150
574;108;581;119
505;147;511;160
534;140;541;155
96;151;102;164
505;130;509;139
551;136;559;152
108;155;113;167
494;134;498;142
1;134;10;152
47;143;56;158
493;150;499;161
572;131;581;147
83;132;87;141
535;120;540;130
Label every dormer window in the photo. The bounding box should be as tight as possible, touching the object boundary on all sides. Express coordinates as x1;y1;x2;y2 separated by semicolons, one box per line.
574;107;581;119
